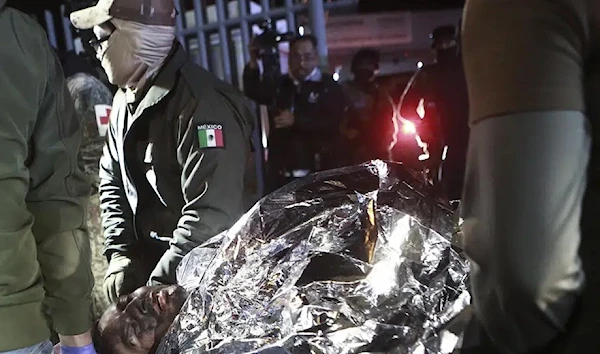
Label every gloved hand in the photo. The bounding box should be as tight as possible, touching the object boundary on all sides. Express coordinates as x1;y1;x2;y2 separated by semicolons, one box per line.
59;343;97;354
103;253;144;303
148;248;183;287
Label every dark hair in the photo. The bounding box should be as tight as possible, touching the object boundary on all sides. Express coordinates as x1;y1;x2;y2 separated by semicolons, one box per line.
91;321;111;354
351;48;380;73
289;34;318;51
430;24;456;42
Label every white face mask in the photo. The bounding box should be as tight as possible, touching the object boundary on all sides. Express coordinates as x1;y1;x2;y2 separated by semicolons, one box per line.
93;19;176;89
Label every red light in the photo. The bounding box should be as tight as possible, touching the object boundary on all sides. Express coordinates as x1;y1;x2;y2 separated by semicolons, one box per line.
402;121;416;135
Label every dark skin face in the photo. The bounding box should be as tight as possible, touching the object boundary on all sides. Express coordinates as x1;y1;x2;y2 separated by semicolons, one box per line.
97;285;187;354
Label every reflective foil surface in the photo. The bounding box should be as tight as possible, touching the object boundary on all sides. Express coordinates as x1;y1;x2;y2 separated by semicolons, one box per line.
158;161;470;354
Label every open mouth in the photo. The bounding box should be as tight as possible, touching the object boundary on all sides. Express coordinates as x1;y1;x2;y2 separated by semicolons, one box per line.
152;291;165;314
156;291;168;313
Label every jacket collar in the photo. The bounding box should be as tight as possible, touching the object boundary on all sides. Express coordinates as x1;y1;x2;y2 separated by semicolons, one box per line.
131;42;187;119
0;0;6;10
290;67;322;86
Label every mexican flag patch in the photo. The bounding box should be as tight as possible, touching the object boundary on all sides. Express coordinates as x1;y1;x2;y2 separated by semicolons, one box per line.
197;124;224;148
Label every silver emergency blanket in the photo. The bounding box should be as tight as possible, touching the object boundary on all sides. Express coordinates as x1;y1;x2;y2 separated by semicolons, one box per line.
157;160;470;354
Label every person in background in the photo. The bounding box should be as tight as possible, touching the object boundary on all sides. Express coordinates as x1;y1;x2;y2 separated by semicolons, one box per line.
0;1;96;353
398;24;469;200
243;34;346;192
69;0;254;303
460;0;600;352
340;48;395;164
66;72;115;318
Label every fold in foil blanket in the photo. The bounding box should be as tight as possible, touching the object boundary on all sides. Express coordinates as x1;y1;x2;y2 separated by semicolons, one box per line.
158;160;470;354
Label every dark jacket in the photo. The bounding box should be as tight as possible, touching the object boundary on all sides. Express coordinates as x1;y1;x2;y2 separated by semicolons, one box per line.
100;45;255;285
399;59;469;154
399;58;469;199
341;80;396;163
243;65;345;172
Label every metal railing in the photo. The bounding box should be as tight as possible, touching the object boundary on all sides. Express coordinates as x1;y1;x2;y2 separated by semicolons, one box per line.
170;0;358;196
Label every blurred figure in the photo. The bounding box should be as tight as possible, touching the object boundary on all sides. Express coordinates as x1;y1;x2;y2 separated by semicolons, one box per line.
460;0;600;352
0;1;96;353
340;49;396;164
66;73;114;318
243;35;346;192
398;24;469;200
61;51;98;79
70;0;254;303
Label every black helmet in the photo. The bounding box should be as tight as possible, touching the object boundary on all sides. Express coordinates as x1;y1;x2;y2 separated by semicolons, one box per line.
430;24;457;50
430;25;456;41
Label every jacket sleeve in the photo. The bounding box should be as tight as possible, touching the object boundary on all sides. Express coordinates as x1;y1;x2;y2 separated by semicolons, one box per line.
461;111;587;352
242;63;274;105
25;48;94;335
99;99;137;261
148;90;251;285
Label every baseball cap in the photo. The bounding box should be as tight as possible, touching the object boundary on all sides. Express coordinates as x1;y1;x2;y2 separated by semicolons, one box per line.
70;0;176;30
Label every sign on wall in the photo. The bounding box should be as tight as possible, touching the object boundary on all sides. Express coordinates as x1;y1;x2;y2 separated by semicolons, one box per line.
326;12;413;49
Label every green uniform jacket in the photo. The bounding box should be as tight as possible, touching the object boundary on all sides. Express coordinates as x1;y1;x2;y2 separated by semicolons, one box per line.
0;1;93;351
100;44;255;287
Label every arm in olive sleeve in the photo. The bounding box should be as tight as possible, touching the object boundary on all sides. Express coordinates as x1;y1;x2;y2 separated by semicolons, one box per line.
25;48;94;336
0;12;56;348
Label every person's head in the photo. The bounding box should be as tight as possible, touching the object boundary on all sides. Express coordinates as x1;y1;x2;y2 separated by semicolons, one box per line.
69;0;177;87
94;284;187;354
288;34;319;80
430;24;458;63
351;48;380;86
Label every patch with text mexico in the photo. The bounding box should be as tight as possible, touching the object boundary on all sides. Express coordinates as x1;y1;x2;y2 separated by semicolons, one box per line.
197;124;225;149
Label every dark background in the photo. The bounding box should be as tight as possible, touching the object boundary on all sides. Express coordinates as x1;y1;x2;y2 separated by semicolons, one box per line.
7;0;466;14
6;0;465;68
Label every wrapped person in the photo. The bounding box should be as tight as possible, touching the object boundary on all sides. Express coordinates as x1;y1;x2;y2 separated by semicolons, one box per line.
92;161;470;354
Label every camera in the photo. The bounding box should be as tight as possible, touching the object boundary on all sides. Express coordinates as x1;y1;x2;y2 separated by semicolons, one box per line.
254;19;295;59
254;20;295;78
253;20;296;106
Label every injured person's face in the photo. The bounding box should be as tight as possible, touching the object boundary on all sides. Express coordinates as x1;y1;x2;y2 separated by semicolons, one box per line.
96;285;187;354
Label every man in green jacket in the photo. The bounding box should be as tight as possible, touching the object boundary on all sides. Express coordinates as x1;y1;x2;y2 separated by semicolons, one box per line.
70;0;254;303
0;1;96;353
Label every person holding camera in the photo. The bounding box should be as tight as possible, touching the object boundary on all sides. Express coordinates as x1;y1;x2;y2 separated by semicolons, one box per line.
243;34;346;192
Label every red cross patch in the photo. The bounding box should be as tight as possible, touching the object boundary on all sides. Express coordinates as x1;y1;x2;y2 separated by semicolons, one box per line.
94;104;112;136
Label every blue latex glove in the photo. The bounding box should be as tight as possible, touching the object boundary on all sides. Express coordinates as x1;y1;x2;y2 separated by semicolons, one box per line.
61;343;97;354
